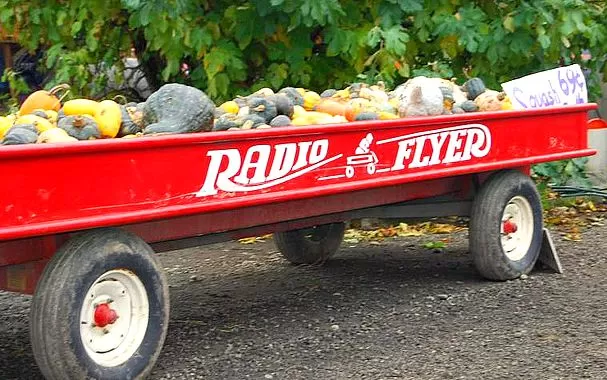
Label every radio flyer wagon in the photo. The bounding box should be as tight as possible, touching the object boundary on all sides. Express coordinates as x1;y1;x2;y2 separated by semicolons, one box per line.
0;103;603;379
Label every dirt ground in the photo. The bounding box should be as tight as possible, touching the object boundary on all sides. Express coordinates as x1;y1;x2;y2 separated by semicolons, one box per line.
1;221;607;379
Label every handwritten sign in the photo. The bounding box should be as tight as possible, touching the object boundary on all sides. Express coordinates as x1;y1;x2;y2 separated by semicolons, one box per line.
501;64;588;110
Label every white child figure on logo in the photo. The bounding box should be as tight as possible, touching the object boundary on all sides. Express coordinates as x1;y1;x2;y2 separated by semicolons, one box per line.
346;133;379;178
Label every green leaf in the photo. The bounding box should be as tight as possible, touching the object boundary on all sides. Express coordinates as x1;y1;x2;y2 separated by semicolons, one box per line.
383;26;409;56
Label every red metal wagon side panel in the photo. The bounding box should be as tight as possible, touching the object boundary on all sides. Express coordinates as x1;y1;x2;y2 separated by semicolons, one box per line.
0;104;596;244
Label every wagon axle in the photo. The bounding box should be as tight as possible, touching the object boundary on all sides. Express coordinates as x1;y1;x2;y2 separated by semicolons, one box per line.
93;303;118;328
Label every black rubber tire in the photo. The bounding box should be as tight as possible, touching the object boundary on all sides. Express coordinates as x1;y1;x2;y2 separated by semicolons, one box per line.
30;228;170;380
469;170;543;281
273;222;346;264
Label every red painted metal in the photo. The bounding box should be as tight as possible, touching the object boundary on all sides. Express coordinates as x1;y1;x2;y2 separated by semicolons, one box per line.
94;303;118;328
0;104;599;293
503;219;518;235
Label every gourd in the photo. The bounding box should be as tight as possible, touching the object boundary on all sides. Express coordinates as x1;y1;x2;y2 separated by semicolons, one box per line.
269;115;291;127
142;83;215;135
0;116;13;139
456;100;479;112
58;115;101;140
314;99;346;116
462;78;486;100
213;113;245;131
355;112;379;121
118;104;144;137
18;84;70;115
241;114;266;130
1;124;38;145
475;90;506;112
320;89;337;98
303;91;321;110
247;96;277;123
15;114;55;133
36;127;78;143
278;87;304;107
253;87;274;97
269;94;294;118
63;98;101;116
94;100;122;138
219;100;239;114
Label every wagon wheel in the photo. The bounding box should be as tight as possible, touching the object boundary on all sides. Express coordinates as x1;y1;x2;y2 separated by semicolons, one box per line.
30;228;169;380
273;222;346;264
469;170;543;281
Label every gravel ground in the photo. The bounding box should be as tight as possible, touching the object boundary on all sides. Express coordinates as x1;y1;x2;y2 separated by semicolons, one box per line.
1;223;607;380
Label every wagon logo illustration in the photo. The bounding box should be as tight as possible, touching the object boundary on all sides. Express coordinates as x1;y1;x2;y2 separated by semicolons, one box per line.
345;133;378;178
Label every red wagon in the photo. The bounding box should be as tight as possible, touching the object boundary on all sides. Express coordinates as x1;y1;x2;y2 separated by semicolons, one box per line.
0;103;603;379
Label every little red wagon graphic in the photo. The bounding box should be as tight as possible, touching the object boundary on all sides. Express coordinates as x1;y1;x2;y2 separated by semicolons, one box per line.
345;133;379;178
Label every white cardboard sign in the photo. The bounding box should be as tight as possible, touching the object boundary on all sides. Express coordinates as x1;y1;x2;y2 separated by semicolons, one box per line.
500;64;588;110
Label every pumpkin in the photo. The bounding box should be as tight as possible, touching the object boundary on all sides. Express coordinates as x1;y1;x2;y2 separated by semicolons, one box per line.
118;104;144;137
219;100;239;114
1;124;38;145
142;83;215;135
63;98;101;116
0;116;13;139
36;127;78;143
278;87;304;107
268;94;294;118
58;115;101;140
475;90;507;112
213;113;245;131
93;100;122;138
462;77;486;100
269;115;292;127
18;84;70;115
247;96;277;123
15;114;54;133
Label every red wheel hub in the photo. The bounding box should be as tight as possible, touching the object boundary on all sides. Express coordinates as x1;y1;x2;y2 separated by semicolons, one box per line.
503;219;518;235
94;303;118;328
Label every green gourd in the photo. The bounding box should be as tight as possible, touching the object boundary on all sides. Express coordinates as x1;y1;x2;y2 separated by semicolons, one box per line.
58;115;101;140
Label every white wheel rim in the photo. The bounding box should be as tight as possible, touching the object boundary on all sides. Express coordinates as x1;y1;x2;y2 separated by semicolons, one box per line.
500;195;534;261
79;269;149;367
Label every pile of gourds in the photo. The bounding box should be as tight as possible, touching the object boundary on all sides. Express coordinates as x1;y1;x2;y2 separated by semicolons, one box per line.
0;75;514;146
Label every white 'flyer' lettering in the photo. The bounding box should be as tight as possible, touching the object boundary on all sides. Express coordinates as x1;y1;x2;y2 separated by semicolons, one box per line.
197;139;337;196
379;124;491;171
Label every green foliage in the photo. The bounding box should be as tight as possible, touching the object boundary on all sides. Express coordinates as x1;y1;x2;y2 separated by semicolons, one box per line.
1;0;605;103
532;158;591;187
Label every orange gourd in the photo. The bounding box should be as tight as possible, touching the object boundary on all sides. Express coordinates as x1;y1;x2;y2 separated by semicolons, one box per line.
18;84;70;116
314;99;347;116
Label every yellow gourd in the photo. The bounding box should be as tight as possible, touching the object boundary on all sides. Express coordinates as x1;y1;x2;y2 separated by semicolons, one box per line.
303;91;321;110
0;116;14;139
219;101;239;114
94;100;122;138
36;127;78;143
15;114;55;133
63;99;101;116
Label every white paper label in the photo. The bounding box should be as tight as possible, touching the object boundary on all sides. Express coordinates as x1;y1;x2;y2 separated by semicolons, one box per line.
501;64;588;110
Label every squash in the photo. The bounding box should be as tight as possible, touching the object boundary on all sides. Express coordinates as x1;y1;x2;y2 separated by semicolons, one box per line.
292;105;307;119
219;100;239;114
320;89;337;98
241;114;266;130
314;99;346;116
303;91;321;110
462;78;486;100
456;100;478;112
269;115;291;127
15;114;54;133
247;96;277;123
213;113;245;131
378;111;399;120
63;98;101;116
253;87;274;97
278;87;304;107
58;115;101;140
142;83;215;135
36;127;78;143
474;90;508;112
355;112;379;121
1;124;39;145
268;94;294;118
118;104;144;137
0;116;14;139
94;100;122;138
18;84;70;115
